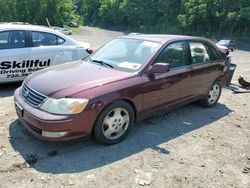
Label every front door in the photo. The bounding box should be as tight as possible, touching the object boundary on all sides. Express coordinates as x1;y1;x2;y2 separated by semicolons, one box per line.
0;30;30;83
142;41;193;114
28;31;70;74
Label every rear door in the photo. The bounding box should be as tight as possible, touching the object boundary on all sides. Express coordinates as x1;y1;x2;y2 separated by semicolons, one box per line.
0;30;30;83
28;31;71;73
142;41;193;114
188;40;225;96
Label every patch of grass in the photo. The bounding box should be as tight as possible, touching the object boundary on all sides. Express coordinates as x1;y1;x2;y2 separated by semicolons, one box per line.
70;27;81;34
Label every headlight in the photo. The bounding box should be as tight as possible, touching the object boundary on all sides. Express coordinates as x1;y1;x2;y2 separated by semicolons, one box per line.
40;98;89;115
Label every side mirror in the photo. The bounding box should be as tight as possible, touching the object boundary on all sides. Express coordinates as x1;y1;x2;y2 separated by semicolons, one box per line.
86;48;93;54
148;62;170;74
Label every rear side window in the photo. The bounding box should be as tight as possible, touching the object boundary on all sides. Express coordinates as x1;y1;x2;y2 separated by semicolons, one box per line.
154;41;187;68
189;42;210;64
31;31;65;47
207;43;222;60
0;30;26;50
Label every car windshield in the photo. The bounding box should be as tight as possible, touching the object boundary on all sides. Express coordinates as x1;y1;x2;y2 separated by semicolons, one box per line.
91;38;160;72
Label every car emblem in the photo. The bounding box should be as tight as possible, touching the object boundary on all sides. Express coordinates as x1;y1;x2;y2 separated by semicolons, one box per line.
24;91;29;98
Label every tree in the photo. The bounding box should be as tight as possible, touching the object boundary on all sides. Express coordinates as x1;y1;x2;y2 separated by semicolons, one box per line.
0;0;76;26
0;0;249;37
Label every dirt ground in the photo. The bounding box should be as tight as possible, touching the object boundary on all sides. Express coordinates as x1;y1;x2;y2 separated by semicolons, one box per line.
0;26;249;188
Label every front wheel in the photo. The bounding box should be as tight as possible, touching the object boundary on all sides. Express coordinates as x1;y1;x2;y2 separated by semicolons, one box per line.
199;82;222;107
93;101;135;145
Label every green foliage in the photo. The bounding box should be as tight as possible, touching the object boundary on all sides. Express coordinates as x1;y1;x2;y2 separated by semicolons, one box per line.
0;0;15;22
177;0;250;36
81;0;100;25
0;0;250;37
240;7;250;21
0;0;77;26
79;0;250;37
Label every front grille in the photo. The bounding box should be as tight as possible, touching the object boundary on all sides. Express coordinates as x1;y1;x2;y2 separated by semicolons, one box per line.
22;83;47;107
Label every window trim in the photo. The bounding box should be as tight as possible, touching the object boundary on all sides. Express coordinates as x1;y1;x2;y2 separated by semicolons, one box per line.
152;40;190;69
30;31;66;47
142;40;191;75
187;39;223;66
0;30;28;50
187;40;214;66
206;42;223;61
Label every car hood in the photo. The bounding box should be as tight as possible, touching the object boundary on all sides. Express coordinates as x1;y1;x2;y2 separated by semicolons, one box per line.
25;60;132;98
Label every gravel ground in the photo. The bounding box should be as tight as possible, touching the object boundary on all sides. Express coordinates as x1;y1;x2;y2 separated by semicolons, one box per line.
0;26;249;188
72;26;125;49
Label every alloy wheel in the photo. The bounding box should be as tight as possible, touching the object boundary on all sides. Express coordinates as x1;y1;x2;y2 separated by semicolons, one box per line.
208;84;220;104
102;107;130;140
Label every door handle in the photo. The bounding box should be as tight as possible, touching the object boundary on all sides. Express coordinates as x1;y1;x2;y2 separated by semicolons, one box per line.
59;52;64;56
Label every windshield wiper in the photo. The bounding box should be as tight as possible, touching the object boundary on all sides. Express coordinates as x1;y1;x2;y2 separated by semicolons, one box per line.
92;59;113;68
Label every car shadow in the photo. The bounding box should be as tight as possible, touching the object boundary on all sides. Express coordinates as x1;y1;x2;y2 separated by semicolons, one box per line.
0;82;22;98
9;102;231;174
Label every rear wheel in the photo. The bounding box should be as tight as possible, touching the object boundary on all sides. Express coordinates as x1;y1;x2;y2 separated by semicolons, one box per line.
199;82;221;107
93;101;135;145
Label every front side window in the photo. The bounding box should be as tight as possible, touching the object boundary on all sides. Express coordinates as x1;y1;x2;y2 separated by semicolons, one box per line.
91;39;160;72
32;31;65;47
154;41;187;68
0;30;25;50
189;42;211;64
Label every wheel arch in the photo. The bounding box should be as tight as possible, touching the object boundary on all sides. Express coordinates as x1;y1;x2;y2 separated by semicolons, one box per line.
215;76;224;85
120;98;138;122
91;98;138;135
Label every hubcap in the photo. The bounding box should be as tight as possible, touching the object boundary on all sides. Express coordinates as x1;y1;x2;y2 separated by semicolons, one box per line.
102;108;130;140
208;84;220;104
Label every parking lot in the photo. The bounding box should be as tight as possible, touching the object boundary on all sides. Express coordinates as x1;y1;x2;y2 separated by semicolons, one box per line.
0;27;250;188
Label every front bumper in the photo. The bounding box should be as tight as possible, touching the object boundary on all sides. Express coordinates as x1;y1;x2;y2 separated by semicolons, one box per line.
14;88;97;141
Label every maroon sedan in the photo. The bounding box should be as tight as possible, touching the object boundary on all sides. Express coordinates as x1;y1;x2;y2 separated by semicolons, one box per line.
14;35;228;144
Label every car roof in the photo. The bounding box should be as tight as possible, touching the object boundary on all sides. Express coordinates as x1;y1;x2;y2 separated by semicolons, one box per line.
121;34;208;44
0;23;78;44
0;23;65;36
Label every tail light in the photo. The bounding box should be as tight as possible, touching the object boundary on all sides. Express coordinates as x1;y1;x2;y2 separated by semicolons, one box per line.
223;56;231;72
227;56;231;64
86;48;93;54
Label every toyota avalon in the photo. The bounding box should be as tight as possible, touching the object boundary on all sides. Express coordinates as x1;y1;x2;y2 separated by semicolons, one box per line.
14;35;229;144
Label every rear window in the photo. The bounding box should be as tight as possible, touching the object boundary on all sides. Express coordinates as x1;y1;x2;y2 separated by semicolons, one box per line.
31;31;65;47
0;30;26;50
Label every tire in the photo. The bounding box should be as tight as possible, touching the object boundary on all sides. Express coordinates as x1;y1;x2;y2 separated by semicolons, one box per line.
199;82;222;107
93;100;135;145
